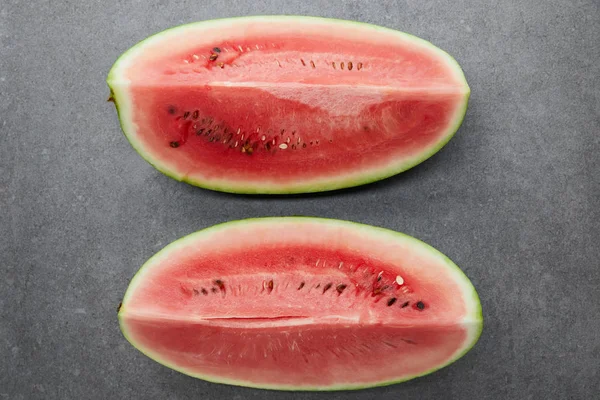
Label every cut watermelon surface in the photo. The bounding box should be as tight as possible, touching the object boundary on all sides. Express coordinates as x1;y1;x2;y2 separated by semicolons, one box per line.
119;218;483;390
107;16;470;194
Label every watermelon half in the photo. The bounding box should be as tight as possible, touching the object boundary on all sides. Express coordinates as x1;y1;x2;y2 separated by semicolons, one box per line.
107;16;470;194
119;217;483;390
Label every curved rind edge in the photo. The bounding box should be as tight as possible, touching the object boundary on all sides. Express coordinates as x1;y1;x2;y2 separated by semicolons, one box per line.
118;217;483;391
106;15;470;195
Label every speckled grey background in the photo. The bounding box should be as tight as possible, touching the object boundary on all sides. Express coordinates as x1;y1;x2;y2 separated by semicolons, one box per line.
1;0;599;399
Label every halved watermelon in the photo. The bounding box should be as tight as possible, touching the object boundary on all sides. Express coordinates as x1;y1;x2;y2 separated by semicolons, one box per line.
107;16;470;194
119;217;482;390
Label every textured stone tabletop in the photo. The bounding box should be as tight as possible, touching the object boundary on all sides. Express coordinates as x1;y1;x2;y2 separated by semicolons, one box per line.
1;1;599;399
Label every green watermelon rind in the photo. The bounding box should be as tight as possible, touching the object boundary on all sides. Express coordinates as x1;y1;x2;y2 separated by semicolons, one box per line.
107;15;470;195
118;217;483;391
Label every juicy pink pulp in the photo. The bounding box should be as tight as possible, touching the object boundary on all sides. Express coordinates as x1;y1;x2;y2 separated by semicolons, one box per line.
120;220;478;388
122;317;467;388
129;86;463;183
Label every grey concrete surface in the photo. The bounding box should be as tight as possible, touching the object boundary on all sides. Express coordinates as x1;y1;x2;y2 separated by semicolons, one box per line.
1;0;599;399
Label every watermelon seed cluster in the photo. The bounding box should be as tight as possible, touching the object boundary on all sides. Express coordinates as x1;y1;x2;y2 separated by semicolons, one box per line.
180;274;427;311
298;59;363;70
167;106;333;155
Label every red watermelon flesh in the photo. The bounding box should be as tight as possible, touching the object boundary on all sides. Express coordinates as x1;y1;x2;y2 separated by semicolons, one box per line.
107;16;470;194
119;218;483;390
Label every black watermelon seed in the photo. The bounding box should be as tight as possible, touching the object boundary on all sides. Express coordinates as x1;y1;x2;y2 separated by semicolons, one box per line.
416;301;425;310
336;284;347;294
401;301;410;308
387;298;397;306
213;47;221;53
169;141;179;148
